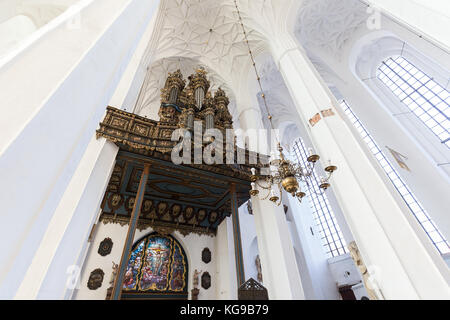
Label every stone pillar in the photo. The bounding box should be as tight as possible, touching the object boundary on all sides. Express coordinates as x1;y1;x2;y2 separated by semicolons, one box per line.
215;217;238;300
0;0;160;299
269;34;450;299
111;163;150;300
15;137;118;300
250;184;305;300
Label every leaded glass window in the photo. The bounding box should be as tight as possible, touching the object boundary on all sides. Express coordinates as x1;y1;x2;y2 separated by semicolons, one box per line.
293;138;348;258
340;99;450;255
377;56;450;148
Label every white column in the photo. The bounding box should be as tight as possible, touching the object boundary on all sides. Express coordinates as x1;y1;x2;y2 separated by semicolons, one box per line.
0;0;160;298
237;91;305;299
365;0;450;50
215;217;237;300
235;92;269;155
270;34;450;299
15;137;118;299
251;187;305;300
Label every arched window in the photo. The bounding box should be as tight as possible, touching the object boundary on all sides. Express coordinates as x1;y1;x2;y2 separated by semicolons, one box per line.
122;233;188;298
293;138;348;258
340;99;449;255
377;56;450;148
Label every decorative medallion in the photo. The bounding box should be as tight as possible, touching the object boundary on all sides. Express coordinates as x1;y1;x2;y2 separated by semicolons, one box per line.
171;204;182;218
208;211;219;224
156;202;169;218
87;268;105;290
125;196;136;212
184;206;195;221
201;272;211;290
197;209;207;222
108;193;123;210
202;248;211;264
142;199;154;214
98;237;113;256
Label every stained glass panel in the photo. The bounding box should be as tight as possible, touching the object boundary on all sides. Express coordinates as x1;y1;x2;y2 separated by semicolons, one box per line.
169;242;187;291
123;234;188;294
123;239;145;290
139;236;172;291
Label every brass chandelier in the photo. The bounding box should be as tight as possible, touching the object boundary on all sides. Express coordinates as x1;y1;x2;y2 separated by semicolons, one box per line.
232;0;337;205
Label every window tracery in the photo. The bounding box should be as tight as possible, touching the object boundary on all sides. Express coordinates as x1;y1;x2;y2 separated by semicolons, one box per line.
340;99;449;255
293;138;348;258
377;56;450;148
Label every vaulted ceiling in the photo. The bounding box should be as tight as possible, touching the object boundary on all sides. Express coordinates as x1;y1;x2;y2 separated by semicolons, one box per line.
295;0;367;56
154;0;265;72
139;0;370;134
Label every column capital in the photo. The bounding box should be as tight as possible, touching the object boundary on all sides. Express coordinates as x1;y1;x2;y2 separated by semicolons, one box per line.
269;33;306;70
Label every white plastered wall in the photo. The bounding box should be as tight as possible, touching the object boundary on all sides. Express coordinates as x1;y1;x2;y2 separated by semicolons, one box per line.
0;0;161;299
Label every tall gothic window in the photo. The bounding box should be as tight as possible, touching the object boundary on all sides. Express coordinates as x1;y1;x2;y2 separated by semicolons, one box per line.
340;100;450;255
293;138;348;258
377;56;450;148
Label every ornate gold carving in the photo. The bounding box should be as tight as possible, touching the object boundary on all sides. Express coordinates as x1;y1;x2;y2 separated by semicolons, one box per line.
96;107;266;180
99;213;215;237
125;196;136;212
158;105;178;124
142;199;154;214
171;204;182;218
189;67;210;91
109;194;122;210
94;70;272;237
153;225;175;236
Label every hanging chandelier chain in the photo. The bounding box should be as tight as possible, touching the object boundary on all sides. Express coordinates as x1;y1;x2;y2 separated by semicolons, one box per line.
233;0;276;132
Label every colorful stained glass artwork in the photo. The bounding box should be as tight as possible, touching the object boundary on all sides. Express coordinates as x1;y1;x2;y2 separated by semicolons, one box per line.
123;234;188;293
123;239;145;290
169;242;185;291
139;236;172;291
